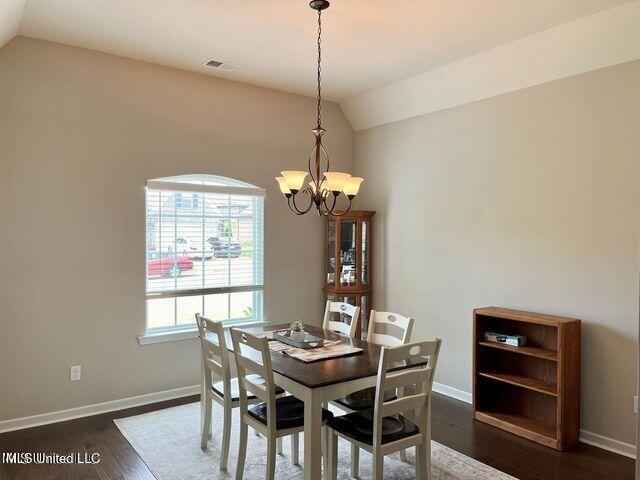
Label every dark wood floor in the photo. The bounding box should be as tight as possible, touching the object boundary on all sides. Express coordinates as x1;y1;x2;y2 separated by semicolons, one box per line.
0;393;634;480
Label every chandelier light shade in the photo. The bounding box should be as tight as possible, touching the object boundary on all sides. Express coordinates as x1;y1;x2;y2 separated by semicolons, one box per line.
275;176;291;194
281;171;309;192
276;0;362;216
343;177;364;196
322;172;350;192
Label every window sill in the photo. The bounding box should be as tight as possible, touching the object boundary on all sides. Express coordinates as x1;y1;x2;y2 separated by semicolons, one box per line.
137;320;270;346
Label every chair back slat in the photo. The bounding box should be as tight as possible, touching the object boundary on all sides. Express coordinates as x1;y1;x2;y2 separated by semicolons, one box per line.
382;368;431;392
234;328;268;350
384;340;438;363
372;338;442;448
381;393;428;417
205;357;224;377
244;376;269;402
230;328;278;433
367;310;414;346
235;352;267;378
323;301;360;338
202;338;223;357
196;314;231;393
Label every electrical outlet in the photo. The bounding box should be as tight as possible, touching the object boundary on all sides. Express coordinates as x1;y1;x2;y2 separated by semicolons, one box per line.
634;395;638;414
70;365;81;382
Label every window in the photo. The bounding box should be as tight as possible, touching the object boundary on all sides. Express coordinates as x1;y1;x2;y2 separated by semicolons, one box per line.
145;174;264;334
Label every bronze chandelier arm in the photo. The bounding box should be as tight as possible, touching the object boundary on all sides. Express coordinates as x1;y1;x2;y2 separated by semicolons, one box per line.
320;192;352;217
307;130;329;194
318;141;330;174
307;144;318;187
327;197;353;217
287;189;315;215
307;141;321;191
321;190;338;214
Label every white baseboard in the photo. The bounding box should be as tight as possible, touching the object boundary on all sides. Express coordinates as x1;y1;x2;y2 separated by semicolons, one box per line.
432;382;637;459
433;382;473;404
579;429;636;459
0;385;200;434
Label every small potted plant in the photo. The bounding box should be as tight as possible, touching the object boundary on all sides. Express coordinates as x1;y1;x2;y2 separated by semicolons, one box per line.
289;320;306;341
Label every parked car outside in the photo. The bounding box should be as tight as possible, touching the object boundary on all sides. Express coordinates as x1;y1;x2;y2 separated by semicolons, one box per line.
175;237;215;259
207;236;242;258
147;252;194;278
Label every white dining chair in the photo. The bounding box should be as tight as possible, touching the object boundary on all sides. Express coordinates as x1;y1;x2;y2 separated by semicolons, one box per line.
196;314;285;470
366;309;414;346
327;338;442;480
322;300;361;338
333;309;415;476
230;328;334;480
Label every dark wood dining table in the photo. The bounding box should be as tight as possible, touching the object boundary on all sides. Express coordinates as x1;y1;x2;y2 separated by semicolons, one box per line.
220;323;429;480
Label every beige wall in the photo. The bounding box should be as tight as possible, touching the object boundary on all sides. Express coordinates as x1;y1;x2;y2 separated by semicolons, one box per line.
354;61;640;445
1;35;638;450
0;37;353;421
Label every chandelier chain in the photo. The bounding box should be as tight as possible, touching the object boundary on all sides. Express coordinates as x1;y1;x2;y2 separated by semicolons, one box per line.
316;9;322;128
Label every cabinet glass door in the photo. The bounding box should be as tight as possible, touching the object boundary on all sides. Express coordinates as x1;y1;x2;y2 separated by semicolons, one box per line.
339;219;357;286
326;220;336;285
361;219;369;286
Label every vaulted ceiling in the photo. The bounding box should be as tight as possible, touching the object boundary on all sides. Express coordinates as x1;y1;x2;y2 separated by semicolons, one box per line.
0;0;631;101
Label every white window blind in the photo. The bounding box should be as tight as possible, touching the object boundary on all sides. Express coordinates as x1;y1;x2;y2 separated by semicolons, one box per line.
145;175;264;333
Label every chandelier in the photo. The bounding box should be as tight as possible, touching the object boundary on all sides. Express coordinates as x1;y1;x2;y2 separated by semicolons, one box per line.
275;0;363;216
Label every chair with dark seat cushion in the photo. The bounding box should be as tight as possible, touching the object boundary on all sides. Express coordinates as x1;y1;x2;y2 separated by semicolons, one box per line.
248;395;333;430
326;339;442;480
332;309;415;476
197;315;286;470
231;328;334;480
327;409;419;446
333;386;396;411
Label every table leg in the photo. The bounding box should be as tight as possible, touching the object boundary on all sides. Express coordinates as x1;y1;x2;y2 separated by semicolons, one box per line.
304;392;323;480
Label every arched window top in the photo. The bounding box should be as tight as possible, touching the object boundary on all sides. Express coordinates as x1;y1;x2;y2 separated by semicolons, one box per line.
152;174;258;189
147;174;264;197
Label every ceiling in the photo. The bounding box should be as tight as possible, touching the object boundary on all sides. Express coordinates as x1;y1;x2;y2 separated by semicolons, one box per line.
1;0;632;101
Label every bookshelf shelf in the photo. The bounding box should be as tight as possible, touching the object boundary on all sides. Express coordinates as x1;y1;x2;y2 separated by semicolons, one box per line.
478;371;557;396
475;410;557;448
477;341;558;361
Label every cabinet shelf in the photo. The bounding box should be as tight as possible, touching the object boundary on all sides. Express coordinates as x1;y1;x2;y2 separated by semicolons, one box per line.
477;341;557;361
478;371;557;396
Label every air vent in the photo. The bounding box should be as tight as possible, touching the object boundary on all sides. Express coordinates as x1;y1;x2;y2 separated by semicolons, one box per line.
204;59;239;71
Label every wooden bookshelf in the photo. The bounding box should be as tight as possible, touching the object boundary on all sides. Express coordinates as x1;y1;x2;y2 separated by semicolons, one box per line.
473;307;581;450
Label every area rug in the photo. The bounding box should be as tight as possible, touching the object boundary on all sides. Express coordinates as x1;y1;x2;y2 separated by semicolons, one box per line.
114;402;516;479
